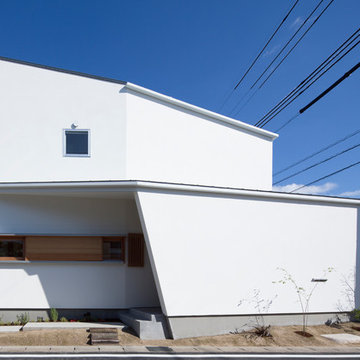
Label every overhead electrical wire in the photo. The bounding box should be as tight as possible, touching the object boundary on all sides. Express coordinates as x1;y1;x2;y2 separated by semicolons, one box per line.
218;0;300;112
259;60;360;131
290;159;360;193
274;142;360;185
299;61;360;114
255;26;360;127
258;0;335;89
231;0;334;118
274;128;360;176
233;0;300;91
250;0;324;90
259;37;360;128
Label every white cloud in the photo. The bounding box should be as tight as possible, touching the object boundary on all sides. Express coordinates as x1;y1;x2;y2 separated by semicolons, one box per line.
338;189;360;198
263;44;280;58
273;182;337;195
290;16;303;29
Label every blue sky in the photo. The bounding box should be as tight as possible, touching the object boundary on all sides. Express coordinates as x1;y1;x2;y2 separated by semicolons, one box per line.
0;0;359;197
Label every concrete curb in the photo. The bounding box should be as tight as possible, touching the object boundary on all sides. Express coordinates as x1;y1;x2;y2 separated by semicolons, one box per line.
0;346;359;354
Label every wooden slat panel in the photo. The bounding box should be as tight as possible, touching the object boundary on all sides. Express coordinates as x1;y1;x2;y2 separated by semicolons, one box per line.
127;233;144;267
25;236;102;261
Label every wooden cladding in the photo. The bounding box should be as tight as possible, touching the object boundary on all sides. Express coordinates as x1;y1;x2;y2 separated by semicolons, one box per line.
26;236;103;261
127;233;145;267
0;234;143;263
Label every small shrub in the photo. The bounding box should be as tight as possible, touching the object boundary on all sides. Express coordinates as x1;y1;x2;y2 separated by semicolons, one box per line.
17;312;30;326
254;325;272;337
351;309;360;322
60;317;68;322
36;317;44;322
50;308;58;322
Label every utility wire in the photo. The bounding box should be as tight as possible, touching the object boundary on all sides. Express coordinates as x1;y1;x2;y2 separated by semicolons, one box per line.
299;61;360;114
291;159;360;193
236;0;334;119
258;38;360;128
260;59;360;130
274;142;360;185
255;26;360;127
274;128;360;176
259;0;335;89
233;0;300;91
250;0;324;90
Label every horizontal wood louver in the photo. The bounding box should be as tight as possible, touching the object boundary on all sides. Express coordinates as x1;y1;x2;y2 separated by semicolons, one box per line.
127;233;145;267
25;236;102;261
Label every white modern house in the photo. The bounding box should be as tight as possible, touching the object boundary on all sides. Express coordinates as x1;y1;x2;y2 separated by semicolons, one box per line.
0;56;359;339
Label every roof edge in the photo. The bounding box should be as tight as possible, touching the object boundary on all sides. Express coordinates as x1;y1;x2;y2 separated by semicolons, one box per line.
0;180;357;206
125;82;278;140
0;56;127;86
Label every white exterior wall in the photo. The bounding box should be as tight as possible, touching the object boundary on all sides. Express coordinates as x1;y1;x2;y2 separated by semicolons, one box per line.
136;190;358;317
0;60;127;182
0;60;274;189
0;194;159;309
126;90;273;190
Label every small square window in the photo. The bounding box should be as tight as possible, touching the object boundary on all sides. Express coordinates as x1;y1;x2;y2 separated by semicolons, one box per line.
64;130;89;156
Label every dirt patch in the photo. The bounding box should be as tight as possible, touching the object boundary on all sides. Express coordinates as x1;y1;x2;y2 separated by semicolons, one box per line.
0;323;359;347
0;329;88;346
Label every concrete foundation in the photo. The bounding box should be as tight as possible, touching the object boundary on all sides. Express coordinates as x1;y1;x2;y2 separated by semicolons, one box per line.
167;312;350;339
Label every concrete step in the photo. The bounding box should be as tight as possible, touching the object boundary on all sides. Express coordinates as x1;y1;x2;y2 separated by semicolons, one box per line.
129;308;163;322
119;308;169;340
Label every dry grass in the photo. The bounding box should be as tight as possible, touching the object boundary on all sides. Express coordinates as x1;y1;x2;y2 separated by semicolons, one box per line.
0;323;359;347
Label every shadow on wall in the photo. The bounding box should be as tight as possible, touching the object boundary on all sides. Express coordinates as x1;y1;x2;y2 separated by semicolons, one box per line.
0;250;160;312
356;207;360;309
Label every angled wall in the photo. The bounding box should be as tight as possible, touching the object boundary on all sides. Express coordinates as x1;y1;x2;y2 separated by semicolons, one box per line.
136;189;357;322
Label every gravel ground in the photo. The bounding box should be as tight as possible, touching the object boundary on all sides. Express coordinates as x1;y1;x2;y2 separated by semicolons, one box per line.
0;322;359;347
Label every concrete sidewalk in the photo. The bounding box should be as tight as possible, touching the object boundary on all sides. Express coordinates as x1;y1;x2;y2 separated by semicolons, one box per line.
0;345;359;354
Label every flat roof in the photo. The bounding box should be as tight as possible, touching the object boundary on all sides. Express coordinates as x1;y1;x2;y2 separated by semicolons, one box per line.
0;180;357;206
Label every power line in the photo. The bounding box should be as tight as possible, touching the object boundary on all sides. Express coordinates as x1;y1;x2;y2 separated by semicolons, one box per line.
219;0;300;112
250;0;324;90
258;37;360;128
233;0;300;91
290;159;360;193
274;142;360;185
260;59;360;130
274;128;360;176
259;0;335;90
255;26;360;127
299;61;360;114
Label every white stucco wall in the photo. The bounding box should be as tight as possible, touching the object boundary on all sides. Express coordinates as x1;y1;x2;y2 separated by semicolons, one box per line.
126;90;273;190
136;190;358;317
0;60;274;189
0;60;127;182
0;194;159;309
